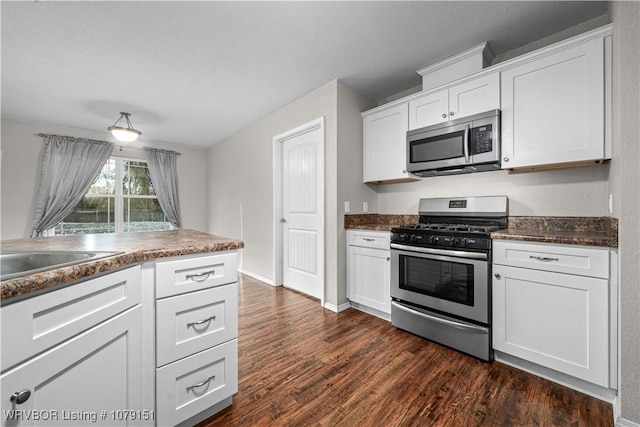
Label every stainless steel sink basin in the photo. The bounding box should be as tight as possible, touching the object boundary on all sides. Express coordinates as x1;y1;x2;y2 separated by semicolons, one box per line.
0;250;122;281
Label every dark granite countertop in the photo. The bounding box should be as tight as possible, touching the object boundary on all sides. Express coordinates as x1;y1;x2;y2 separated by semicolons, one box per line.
344;213;418;232
1;229;244;302
345;214;618;248
491;216;618;248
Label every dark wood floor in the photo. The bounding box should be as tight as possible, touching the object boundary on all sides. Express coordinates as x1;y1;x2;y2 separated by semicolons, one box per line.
197;274;613;427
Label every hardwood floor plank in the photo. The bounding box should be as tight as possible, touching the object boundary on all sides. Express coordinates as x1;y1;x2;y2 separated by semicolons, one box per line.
196;274;614;427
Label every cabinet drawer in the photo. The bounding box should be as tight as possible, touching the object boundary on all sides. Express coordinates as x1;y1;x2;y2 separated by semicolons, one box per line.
1;266;141;372
156;339;238;427
156;252;238;298
493;241;609;278
156;283;238;367
347;230;390;250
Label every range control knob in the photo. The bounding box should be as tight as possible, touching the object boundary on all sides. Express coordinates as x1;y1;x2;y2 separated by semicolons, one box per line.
452;238;460;246
460;238;468;247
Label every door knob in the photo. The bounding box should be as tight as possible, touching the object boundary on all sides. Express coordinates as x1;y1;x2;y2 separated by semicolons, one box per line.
11;390;31;405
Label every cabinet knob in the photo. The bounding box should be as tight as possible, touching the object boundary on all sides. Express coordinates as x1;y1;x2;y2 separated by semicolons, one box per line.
402;169;407;174
386;257;390;261
10;389;31;405
503;157;509;162
280;218;287;223
449;112;455;116
494;273;501;279
442;113;447;119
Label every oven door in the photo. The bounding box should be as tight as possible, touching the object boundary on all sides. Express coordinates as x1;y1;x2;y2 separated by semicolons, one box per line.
390;244;489;324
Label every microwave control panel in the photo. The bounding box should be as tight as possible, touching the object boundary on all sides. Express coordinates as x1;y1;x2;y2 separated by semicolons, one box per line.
470;124;493;155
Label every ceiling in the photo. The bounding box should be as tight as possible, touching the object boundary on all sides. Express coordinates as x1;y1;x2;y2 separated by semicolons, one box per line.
1;1;607;149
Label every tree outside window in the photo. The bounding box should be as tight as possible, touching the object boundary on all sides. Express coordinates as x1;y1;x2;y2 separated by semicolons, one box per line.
55;158;172;235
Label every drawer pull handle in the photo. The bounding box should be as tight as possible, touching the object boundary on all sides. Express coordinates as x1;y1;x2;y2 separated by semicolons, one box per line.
186;270;215;282
186;375;215;393
363;238;375;242
529;256;559;262
187;315;216;329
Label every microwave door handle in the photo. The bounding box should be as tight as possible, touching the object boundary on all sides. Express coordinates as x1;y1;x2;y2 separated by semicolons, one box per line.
463;123;470;163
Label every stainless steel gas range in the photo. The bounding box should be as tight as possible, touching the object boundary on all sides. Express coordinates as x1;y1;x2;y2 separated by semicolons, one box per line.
390;196;508;361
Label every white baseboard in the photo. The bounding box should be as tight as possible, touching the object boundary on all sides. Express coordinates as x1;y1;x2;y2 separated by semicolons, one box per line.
323;301;351;313
617;417;640;427
238;268;274;286
348;301;391;321
495;351;617;403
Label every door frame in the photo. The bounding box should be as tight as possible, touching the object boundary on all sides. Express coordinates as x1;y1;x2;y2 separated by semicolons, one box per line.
272;117;325;306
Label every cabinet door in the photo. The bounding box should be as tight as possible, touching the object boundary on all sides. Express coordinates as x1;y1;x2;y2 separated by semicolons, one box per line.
449;73;500;119
347;245;391;314
492;265;609;387
0;306;143;427
501;38;605;169
363;104;413;183
408;89;448;130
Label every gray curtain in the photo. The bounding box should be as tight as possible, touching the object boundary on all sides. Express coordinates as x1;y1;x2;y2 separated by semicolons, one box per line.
30;134;114;237
144;147;182;229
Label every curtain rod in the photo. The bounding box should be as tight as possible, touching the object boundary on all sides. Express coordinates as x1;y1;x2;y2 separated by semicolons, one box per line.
36;133;181;155
36;133;111;145
118;146;182;156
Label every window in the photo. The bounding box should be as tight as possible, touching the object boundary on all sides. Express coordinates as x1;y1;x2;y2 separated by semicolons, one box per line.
55;157;172;235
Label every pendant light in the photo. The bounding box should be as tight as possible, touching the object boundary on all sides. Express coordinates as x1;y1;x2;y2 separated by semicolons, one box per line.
108;112;141;142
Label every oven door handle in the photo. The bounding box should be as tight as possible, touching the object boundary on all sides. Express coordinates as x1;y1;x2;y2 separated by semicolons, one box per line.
391;301;488;334
390;243;488;260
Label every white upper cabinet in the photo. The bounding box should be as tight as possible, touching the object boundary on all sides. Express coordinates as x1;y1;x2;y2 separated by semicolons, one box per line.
363;103;416;184
500;28;611;170
408;73;500;130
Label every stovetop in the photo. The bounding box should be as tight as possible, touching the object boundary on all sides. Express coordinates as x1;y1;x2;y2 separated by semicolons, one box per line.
394;223;503;234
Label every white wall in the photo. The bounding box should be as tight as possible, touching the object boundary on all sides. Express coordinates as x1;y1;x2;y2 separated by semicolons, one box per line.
374;166;611;216
205;80;377;308
336;83;378;303
206;81;338;301
0;119;208;239
609;1;640;424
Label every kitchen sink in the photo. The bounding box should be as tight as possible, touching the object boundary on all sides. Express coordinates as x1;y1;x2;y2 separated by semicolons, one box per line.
0;250;122;281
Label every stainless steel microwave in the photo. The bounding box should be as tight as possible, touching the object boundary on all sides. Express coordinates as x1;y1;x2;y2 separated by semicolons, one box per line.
406;109;501;176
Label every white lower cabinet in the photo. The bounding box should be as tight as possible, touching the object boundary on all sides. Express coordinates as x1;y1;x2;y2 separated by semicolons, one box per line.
347;230;391;317
0;304;143;427
154;252;239;426
0;251;240;427
492;240;614;388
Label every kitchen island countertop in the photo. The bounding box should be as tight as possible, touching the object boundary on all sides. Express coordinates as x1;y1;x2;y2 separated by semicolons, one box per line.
1;229;244;302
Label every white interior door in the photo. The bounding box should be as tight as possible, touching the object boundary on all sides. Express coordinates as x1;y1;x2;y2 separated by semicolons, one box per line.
277;120;324;300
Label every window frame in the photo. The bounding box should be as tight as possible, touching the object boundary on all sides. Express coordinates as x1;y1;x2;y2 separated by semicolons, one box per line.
50;155;173;235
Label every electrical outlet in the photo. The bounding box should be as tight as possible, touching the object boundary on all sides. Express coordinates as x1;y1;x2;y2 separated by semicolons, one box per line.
345;201;350;213
363;202;368;213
